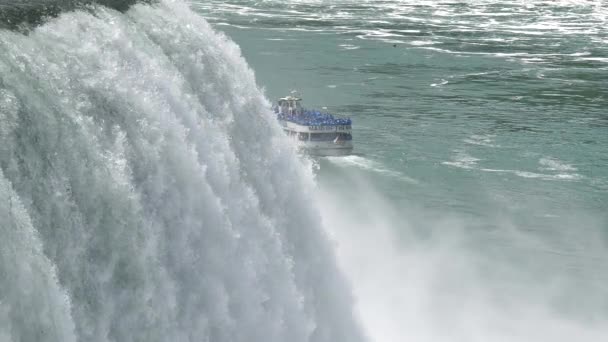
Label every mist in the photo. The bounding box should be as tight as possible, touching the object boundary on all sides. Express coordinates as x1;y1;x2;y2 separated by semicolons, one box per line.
316;158;608;342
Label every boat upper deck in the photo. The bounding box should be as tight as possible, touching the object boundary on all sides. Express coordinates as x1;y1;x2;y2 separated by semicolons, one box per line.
276;109;352;127
273;95;352;127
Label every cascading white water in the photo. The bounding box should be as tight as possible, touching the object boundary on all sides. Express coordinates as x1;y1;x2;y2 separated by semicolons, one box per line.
0;170;77;342
0;1;366;341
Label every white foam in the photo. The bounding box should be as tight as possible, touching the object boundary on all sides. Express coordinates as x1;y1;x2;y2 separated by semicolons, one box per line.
327;156;418;184
408;40;437;46
514;171;583;181
464;134;499;148
442;151;480;169
576;57;608;63
539;157;578;172
444;153;582;181
479;169;583;181
430;79;449;87
339;43;361;50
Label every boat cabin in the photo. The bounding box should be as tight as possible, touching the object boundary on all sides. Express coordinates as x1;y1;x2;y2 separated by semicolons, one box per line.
277;96;303;116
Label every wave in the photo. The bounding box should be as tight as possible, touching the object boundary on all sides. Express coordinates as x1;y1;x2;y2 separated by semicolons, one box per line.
539;157;578;172
442;153;582;181
441;151;480;170
463;134;499;148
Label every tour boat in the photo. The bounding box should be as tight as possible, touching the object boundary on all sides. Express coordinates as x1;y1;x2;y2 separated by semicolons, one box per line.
274;95;353;156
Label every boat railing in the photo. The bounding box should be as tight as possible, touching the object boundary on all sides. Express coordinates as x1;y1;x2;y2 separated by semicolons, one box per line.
274;107;352;126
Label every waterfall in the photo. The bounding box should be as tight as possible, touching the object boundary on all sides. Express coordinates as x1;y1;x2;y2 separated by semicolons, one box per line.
0;1;365;341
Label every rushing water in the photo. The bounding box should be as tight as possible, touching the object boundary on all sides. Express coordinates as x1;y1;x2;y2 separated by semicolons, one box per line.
192;1;608;341
0;1;365;341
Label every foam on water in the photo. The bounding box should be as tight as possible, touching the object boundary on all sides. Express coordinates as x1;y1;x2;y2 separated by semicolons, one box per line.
408;40;437;46
442;151;480;170
442;152;583;181
539;157;577;172
339;43;360;50
326;156;418;184
464;134;499;148
480;169;583;182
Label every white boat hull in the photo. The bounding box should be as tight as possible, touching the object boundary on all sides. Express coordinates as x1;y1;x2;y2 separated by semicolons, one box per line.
295;140;354;156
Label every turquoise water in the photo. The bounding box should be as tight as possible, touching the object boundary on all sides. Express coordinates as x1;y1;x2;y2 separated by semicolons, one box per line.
194;1;608;341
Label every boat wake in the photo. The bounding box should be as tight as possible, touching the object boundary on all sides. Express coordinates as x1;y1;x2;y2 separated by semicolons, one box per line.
327;155;418;184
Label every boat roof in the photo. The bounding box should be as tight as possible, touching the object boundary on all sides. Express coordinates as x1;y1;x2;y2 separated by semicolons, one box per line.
278;96;302;102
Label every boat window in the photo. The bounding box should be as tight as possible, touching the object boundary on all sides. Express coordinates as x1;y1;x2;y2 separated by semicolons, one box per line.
310;133;337;141
298;132;309;141
340;133;353;140
309;133;352;141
